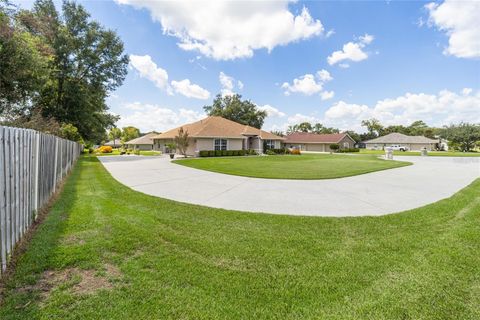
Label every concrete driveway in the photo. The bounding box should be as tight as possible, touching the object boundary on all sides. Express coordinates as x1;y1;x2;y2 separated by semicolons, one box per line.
98;155;480;217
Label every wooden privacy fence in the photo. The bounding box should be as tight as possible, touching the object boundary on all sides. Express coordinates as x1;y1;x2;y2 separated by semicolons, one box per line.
0;126;82;275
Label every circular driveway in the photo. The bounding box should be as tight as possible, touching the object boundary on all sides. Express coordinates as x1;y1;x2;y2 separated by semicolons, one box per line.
99;155;480;217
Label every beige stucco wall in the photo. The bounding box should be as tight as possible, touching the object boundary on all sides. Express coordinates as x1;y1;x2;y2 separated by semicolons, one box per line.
127;144;153;151
305;144;326;152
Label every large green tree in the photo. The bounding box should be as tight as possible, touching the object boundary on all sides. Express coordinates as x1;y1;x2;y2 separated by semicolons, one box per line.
203;94;267;129
441;123;480;152
2;0;128;143
0;1;50;117
121;126;140;143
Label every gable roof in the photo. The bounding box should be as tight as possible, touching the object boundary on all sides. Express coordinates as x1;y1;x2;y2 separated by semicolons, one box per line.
104;139;122;147
363;132;438;144
284;132;352;144
152;116;284;140
125;132;158;145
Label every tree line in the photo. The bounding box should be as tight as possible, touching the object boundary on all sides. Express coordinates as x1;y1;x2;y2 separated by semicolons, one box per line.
0;0;128;144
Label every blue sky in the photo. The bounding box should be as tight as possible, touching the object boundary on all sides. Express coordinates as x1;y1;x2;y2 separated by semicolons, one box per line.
15;0;480;132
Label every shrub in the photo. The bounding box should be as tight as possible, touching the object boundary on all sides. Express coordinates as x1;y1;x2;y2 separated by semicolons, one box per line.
221;150;228;156
248;149;257;155
238;150;246;156
208;150;215;157
329;144;340;152
227;150;234;156
266;149;276;155
291;148;301;155
215;150;222;157
199;150;209;157
337;148;360;153
96;146;113;153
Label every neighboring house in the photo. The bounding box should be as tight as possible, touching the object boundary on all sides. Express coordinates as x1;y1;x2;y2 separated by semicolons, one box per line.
104;139;122;148
125;132;158;151
284;132;356;152
363;133;438;151
152;116;284;156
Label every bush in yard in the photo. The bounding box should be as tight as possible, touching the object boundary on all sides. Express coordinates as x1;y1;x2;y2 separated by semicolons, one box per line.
208;150;215;157
199;151;209;157
227;150;234;156
222;150;228;156
329;144;340;153
96;146;113;153
215;150;222;157
337;148;360;153
248;149;257;155
266;149;276;155
291;148;301;155
239;150;246;156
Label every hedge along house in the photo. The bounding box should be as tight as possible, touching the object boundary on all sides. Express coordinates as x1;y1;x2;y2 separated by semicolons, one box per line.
124;132;158;151
363;132;438;151
152;116;285;157
284;132;356;152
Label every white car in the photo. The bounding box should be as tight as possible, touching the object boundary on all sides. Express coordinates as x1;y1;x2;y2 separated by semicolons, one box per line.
389;145;408;151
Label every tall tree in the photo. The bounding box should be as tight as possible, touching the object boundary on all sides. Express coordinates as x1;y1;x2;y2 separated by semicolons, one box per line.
108;127;122;141
12;0;128;142
440;123;480;152
361;118;384;138
203;94;267;129
121;126;140;142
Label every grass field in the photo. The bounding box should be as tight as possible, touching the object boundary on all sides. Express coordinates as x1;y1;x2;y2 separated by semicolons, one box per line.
173;153;410;179
356;149;480;157
1;157;479;319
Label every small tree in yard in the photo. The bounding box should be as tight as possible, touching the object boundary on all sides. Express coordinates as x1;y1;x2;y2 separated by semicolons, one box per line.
329;144;340;153
175;127;189;157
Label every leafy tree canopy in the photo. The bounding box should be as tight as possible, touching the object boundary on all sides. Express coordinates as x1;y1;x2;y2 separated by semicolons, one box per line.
440;122;480;152
203;94;267;129
121;126;140;143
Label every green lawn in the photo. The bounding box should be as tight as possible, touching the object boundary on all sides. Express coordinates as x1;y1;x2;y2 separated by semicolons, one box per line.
173;154;411;179
1;157;479;319
356;149;480;157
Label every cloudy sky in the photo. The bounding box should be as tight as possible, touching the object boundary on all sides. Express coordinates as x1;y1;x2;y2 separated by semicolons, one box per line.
16;0;480;132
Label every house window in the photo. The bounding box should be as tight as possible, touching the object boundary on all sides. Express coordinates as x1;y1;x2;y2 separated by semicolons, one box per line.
264;139;275;150
214;139;227;151
343;142;350;148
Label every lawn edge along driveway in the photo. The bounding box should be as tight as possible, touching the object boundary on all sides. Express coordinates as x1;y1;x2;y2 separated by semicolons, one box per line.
99;155;480;216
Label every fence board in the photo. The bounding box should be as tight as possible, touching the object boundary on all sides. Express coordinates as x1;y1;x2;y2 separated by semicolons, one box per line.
0;126;82;276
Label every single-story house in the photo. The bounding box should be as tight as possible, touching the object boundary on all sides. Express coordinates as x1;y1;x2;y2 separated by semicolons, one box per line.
284;132;356;152
104;139;122;148
363;133;438;151
152;116;284;157
125;132;158;151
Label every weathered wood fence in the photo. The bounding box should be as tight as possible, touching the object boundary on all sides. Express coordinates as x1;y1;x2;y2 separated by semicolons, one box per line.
0;126;82;275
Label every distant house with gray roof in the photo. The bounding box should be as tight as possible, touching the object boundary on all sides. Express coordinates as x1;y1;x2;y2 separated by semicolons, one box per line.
125;132;158;151
363;133;438;151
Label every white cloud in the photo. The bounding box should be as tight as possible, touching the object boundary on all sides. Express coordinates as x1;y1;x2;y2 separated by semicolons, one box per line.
322;89;480;131
282;69;334;97
320;91;335;101
426;0;480;59
327;34;374;66
257;105;286;118
117;1;324;60
130;55;171;94
171;79;210;100
117;102;205;132
219;72;243;96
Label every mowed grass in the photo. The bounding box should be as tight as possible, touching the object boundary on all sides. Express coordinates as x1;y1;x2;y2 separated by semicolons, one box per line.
173;153;411;179
1;157;480;319
357;149;480;157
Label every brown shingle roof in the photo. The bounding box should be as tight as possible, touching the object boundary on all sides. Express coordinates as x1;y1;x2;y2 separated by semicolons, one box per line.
363;133;437;144
284;132;349;144
125;132;158;145
152;116;284;140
